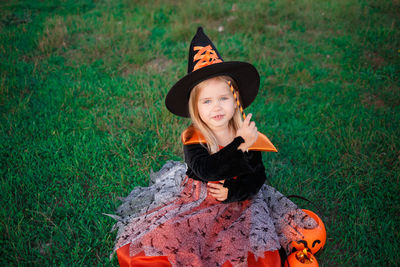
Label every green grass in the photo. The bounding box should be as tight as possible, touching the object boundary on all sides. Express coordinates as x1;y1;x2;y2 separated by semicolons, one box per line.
1;0;399;265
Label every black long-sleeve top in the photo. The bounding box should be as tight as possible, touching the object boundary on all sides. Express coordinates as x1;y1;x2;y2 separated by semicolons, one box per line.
183;136;267;203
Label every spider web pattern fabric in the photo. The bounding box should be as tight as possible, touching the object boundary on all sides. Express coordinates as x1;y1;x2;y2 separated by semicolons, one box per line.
106;161;317;267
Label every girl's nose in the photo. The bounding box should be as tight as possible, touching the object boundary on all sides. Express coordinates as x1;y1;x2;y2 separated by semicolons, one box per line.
212;103;222;111
212;100;222;109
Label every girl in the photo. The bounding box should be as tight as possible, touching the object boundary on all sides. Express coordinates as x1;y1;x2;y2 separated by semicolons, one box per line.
108;27;324;267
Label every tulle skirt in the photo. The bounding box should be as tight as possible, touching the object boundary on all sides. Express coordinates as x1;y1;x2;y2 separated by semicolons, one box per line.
106;161;317;267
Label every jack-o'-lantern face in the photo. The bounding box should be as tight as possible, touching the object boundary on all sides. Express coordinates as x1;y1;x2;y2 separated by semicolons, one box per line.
291;209;326;254
284;249;319;267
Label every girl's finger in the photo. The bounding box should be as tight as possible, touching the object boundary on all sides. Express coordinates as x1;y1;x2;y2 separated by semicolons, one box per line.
208;188;221;194
210;192;222;199
208;181;222;185
244;113;252;125
210;192;221;197
208;187;223;193
207;183;223;189
216;197;225;201
207;185;219;191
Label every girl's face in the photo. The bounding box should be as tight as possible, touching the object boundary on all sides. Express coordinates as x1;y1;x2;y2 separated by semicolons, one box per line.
197;78;237;132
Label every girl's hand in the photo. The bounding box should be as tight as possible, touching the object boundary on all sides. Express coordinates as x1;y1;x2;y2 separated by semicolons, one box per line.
207;181;228;201
236;113;258;152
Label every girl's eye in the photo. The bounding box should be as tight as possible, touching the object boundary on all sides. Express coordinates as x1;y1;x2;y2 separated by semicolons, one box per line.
220;97;228;100
203;100;211;104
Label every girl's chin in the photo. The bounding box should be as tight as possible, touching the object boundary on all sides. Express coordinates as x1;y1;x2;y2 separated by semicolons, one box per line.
208;122;229;130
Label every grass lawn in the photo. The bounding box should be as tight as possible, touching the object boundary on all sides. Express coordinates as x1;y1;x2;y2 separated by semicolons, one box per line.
1;0;399;265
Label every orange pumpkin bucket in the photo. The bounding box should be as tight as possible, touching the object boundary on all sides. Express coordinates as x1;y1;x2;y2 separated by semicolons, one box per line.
284;249;319;267
290;209;326;254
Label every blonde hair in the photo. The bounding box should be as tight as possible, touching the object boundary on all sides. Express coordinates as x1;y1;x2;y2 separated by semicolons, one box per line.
188;75;244;154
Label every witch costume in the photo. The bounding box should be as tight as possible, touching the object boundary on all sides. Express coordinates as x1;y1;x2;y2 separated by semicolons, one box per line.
106;27;325;267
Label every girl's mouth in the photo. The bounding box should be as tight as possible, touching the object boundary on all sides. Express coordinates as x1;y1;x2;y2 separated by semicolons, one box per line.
213;115;224;120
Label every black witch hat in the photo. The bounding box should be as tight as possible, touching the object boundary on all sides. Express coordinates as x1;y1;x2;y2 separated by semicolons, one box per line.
165;27;260;118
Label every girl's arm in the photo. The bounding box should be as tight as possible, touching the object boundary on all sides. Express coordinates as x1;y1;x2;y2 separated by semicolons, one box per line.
222;150;266;203
183;136;256;181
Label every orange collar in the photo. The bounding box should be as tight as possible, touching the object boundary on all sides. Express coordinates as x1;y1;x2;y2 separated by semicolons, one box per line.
181;127;278;152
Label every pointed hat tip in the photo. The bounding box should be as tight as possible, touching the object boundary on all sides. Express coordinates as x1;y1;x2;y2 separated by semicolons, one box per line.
197;26;204;34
